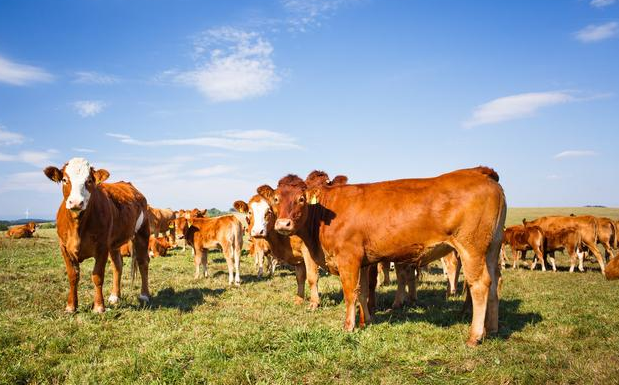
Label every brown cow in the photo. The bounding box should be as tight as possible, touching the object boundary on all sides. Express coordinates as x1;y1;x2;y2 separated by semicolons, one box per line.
266;166;505;346
525;222;584;272
595;217;616;261
44;158;150;313
149;236;172;258
6;222;37;239
234;195;320;308
526;215;605;275
147;206;176;244
606;255;619;280
248;236;276;278
502;224;545;270
175;215;243;284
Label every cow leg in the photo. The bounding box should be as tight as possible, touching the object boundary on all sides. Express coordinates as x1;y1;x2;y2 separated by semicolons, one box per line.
256;248;264;278
202;250;209;278
380;261;390;286
108;249;122;304
234;241;241;285
602;242;615;262
568;248;578;273
545;251;556;272
444;252;461;297
91;253;107;313
584;241;605;275
392;263;407;309
61;248;80;313
294;264;306;305
440;257;449;278
193;247;202;279
407;265;418;305
512;249;520;269
577;249;585;272
499;245;506;270
223;245;238;285
358;265;372;328
533;246;546;271
134;228;151;301
305;259;320;310
340;260;362;332
367;263;378;316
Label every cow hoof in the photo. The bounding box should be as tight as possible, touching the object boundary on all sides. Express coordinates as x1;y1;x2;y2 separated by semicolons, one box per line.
465;338;480;347
294;296;304;305
138;294;150;302
307;302;319;311
108;294;119;304
65;305;77;313
93;305;105;314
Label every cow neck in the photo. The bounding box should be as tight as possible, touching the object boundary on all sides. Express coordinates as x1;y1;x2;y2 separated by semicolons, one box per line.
60;187;103;241
296;201;325;257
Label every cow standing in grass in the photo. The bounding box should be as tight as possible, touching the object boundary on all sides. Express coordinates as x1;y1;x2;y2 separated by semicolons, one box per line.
267;167;505;347
6;222;37;239
175;215;243;285
44;158;150;313
147;206;176;245
502;224;545;270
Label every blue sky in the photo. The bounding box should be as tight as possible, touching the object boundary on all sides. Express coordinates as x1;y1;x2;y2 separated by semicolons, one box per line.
0;0;618;219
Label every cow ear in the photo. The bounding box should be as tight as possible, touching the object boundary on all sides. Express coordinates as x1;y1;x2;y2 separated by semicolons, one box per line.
330;175;348;186
44;166;63;183
306;188;321;205
234;200;249;213
93;168;110;184
257;185;275;201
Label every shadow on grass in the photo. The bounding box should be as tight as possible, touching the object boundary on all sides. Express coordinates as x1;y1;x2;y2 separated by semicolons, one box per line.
322;283;542;340
147;286;226;312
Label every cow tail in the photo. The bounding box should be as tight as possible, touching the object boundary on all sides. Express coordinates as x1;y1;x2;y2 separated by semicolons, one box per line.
131;243;138;289
611;220;618;250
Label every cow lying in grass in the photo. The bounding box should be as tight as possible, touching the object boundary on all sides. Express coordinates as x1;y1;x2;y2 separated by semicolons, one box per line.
6;222;37;239
44;157;150;313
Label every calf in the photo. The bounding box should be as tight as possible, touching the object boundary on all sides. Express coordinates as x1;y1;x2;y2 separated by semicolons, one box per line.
175;215;243;284
528;223;584;272
503;224;545;270
44;158;150;313
147;206;176;245
268;166;505;346
149;236;172;258
248;237;276;278
6;222;37;239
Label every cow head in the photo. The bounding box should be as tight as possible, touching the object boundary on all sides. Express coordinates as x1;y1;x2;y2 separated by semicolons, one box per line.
44;158;109;214
26;222;36;232
149;236;172;258
174;216;193;239
234;192;275;238
266;175;312;235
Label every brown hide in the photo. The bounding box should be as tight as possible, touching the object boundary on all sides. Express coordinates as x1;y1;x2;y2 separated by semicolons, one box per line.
269;166;505;346
6;222;36;239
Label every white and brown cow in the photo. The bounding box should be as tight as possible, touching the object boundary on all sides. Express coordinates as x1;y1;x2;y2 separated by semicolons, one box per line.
44;158;150;313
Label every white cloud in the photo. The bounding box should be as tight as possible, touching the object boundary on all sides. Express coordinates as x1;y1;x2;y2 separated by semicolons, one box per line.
554;150;597;159
0;149;57;167
174;27;279;102
591;0;615;8
73;71;119;85
0;55;53;86
72;100;106;117
189;165;236;177
282;0;358;32
0;171;57;193
72;147;96;153
106;129;301;151
0;126;25;145
575;22;619;42
464;91;577;128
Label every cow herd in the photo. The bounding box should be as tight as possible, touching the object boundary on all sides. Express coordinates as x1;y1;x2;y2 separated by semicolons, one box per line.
3;156;617;346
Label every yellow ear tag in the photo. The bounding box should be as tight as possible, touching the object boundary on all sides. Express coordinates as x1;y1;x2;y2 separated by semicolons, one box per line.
310;195;318;205
188;220;193;227
168;223;175;229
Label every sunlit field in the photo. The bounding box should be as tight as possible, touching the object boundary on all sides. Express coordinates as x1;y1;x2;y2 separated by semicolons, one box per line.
1;208;619;384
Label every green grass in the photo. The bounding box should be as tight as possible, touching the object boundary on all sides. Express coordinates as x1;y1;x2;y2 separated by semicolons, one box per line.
1;208;619;384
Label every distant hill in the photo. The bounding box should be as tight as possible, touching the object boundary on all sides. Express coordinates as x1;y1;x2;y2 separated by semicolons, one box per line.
0;219;54;231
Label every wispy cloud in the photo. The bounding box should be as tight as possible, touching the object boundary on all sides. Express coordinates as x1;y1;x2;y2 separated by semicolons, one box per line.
554;150;597;159
0;149;57;167
72;100;106;117
0;125;25;145
282;0;359;32
575;22;619;42
0;55;53;86
107;129;301;151
72;147;96;153
188;165;236;177
463;91;578;128
172;27;279;102
590;0;616;8
73;71;119;85
0;171;57;193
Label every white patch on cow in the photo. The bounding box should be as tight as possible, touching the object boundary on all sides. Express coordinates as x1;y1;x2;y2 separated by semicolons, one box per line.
135;211;144;232
64;157;91;210
149;250;154;258
138;294;150;302
108;294;119;304
249;200;270;236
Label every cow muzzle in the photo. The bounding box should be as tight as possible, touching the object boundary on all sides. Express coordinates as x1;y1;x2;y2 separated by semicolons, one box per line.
66;199;84;212
251;228;267;237
275;219;294;235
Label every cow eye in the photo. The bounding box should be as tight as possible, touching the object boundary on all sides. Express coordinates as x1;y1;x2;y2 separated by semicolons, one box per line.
248;210;253;216
62;178;68;184
274;196;279;204
298;196;306;204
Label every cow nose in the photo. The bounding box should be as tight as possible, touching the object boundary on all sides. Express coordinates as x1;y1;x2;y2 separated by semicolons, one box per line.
275;219;293;233
251;228;266;237
67;199;84;210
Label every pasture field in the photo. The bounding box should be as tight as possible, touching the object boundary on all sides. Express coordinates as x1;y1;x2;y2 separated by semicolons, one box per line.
1;208;619;385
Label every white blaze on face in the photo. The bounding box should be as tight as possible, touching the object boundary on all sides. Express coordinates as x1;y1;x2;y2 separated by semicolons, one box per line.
249;200;270;237
64;157;91;211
